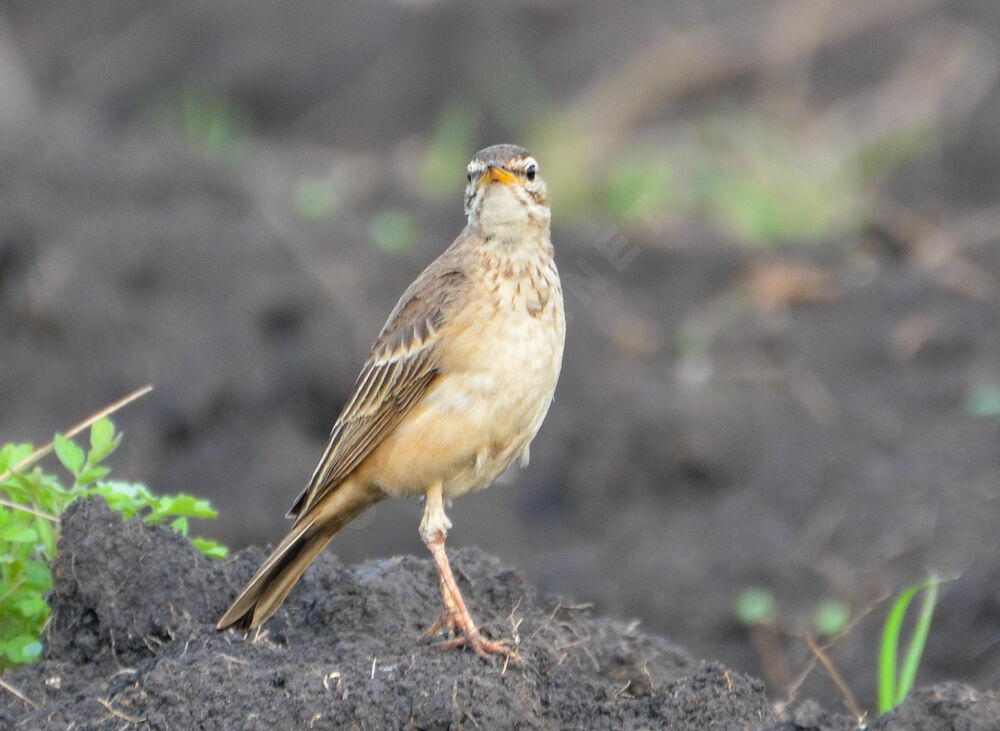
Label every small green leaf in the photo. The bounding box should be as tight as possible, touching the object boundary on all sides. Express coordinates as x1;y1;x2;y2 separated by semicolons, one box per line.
88;481;155;518
90;418;114;452
53;435;85;476
87;430;122;465
0;443;34;473
95;481;144;500
148;493;217;521
76;466;111;487
33;518;57;558
5;635;43;664
169;495;197;514
180;496;217;519
4;473;37;502
22;561;52;593
192;537;229;559
171;516;189;536
144;501;171;524
13;596;50;619
7;542;33;563
2;526;38;543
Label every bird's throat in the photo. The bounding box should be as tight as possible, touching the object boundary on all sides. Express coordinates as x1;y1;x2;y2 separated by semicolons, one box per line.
474;184;549;247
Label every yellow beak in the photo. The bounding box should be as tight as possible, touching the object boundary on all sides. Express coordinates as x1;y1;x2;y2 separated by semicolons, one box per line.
478;164;520;190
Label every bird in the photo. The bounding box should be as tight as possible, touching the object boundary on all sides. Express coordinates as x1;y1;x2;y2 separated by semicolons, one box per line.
217;144;565;658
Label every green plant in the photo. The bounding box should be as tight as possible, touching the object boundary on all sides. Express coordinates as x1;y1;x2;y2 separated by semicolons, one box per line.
369;208;417;254
292;177;339;221
688;114;855;247
877;575;950;713
733;586;777;626
146;91;252;156
965;385;1000;419
421;99;479;202
0;411;226;670
813;599;851;637
602;156;676;222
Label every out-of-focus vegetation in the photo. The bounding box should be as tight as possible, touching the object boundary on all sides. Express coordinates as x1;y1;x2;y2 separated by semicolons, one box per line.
420;100;479;203
147;91;253;156
369;208;416;254
293;178;339;221
965;385;1000;418
531;110;938;248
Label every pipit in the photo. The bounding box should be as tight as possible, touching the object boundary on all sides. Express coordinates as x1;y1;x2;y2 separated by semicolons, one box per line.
218;144;565;658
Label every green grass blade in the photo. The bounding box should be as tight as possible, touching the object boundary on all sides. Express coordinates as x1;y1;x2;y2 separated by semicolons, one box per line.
878;575;950;713
896;576;941;706
878;583;922;713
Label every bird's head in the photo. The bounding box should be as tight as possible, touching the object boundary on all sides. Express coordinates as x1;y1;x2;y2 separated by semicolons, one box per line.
464;144;550;238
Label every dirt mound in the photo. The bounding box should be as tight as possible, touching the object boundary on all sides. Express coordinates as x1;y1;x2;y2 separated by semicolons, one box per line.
0;498;766;728
2;498;996;729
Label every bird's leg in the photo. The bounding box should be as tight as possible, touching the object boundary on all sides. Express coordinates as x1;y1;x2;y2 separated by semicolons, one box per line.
419;481;516;659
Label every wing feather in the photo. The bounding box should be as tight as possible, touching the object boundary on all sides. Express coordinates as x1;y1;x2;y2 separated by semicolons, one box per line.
286;253;472;521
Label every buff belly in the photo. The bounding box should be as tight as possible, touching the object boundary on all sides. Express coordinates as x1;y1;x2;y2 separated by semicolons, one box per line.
356;288;564;501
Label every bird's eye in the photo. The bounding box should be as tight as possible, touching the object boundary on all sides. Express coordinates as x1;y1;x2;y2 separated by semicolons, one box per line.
466;171;473;183
525;163;537;182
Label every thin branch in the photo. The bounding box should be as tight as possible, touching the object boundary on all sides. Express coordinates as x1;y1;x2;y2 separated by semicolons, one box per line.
0;677;35;708
96;697;143;724
774;590;890;718
0;385;153;483
0;497;58;523
804;632;865;721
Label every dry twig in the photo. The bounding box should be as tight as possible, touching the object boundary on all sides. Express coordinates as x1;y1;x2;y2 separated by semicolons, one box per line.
0;385;154;484
0;677;35;708
804;633;864;721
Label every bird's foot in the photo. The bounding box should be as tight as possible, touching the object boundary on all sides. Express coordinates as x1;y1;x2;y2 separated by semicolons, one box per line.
421;510;520;661
426;610;519;661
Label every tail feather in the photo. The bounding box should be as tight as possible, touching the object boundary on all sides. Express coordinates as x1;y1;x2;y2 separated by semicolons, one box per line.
217;478;381;630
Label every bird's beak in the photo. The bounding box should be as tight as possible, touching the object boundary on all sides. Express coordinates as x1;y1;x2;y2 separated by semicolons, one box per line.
478;163;521;190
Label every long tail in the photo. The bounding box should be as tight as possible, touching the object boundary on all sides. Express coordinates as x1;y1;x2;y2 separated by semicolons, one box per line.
217;478;382;630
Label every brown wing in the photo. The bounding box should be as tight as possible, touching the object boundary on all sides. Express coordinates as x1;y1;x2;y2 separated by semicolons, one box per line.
286;254;472;522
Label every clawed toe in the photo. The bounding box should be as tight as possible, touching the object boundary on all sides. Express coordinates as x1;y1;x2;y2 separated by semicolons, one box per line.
439;630;519;660
424;612;458;640
425;612;520;661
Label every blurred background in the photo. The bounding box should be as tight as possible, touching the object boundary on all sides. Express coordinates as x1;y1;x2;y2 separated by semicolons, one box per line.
2;0;999;711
